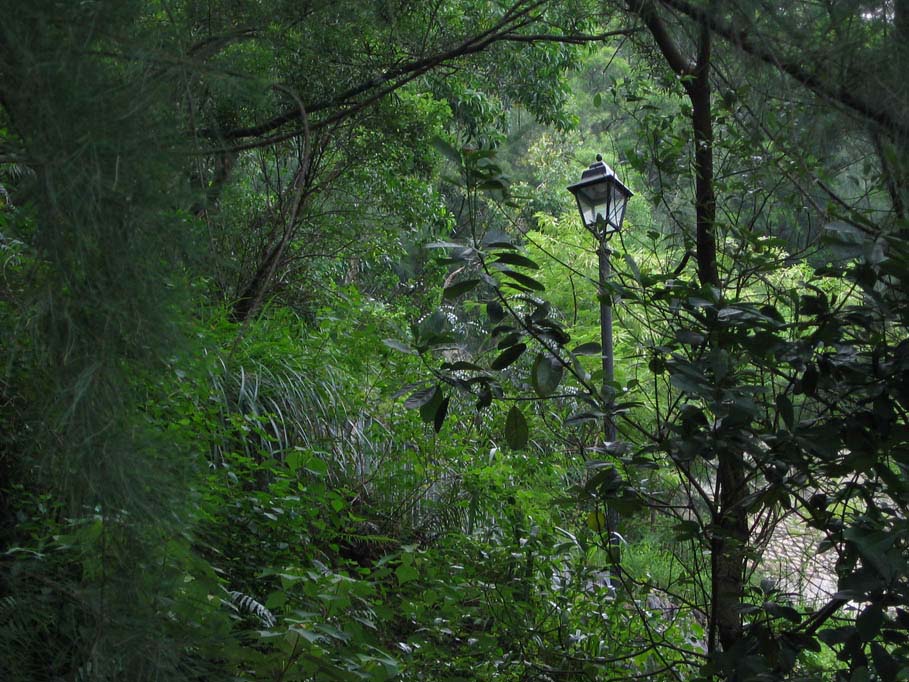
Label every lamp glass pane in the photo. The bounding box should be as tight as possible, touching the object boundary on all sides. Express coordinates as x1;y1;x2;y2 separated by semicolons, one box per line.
577;184;613;231
607;183;627;230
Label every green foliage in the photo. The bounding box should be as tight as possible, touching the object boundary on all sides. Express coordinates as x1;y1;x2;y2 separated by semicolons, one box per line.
2;1;909;681
405;54;909;676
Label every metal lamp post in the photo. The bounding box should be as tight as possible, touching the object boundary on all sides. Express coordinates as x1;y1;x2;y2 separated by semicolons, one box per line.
567;155;633;443
568;154;632;559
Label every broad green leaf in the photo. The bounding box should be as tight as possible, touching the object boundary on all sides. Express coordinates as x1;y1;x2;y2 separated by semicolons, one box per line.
870;642;899;682
405;386;438;410
415;310;449;338
800;293;828;315
315;623;351;642
672;519;701;541
535;320;570;345
587;464;622;495
493;252;540;269
565;411;605;426
496;332;523;349
396;563;419;585
265;590;286;609
505;406;528;450
798;364;819;396
433;395;449;433
675;329;705;346
481;232;517;249
476;385;493;410
290;625;324;643
501;270;545;291
432;137;462;166
478;179;508;192
532;353;563;397
443;278;480;300
776;393;795;430
483;240;518;250
844;526;899;581
572;342;601;356
856;604;884;641
491;343;526;370
418;387;443;423
587;510;608;532
759;304;786;323
500;280;535;294
822;221;866;260
286;449;327;477
765;601;801;623
609;494;643;515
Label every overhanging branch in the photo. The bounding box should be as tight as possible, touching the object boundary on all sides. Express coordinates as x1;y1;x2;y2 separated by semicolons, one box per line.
657;0;909;140
202;0;629;147
205;0;550;142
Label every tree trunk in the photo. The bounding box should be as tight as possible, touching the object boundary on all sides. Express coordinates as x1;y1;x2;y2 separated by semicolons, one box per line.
230;156;312;323
886;0;909;222
630;0;748;656
689;23;719;288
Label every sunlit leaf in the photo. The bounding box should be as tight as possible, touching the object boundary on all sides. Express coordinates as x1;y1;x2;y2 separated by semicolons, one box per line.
383;338;417;355
623;254;641;283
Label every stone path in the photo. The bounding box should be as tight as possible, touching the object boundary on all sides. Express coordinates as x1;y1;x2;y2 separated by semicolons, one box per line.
761;517;838;606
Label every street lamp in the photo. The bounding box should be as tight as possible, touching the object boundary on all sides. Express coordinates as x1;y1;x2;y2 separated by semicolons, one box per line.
568;155;632;443
568;154;632;562
568;154;633;242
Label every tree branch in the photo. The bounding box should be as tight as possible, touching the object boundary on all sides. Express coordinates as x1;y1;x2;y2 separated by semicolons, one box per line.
625;0;695;80
499;28;638;44
204;0;555;143
656;0;909;140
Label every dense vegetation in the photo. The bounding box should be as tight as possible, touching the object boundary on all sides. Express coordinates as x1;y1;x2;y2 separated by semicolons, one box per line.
1;1;908;680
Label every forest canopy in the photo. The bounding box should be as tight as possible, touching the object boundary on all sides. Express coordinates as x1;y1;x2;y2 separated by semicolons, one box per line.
1;1;908;681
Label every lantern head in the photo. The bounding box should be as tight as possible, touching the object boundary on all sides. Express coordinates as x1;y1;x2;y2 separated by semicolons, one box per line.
567;155;633;239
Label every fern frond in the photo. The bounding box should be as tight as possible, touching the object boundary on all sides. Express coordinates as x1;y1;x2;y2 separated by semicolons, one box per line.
335;531;397;547
0;596;26;638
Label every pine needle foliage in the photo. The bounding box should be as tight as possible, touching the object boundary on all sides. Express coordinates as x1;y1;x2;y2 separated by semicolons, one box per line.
0;1;195;517
0;3;213;680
